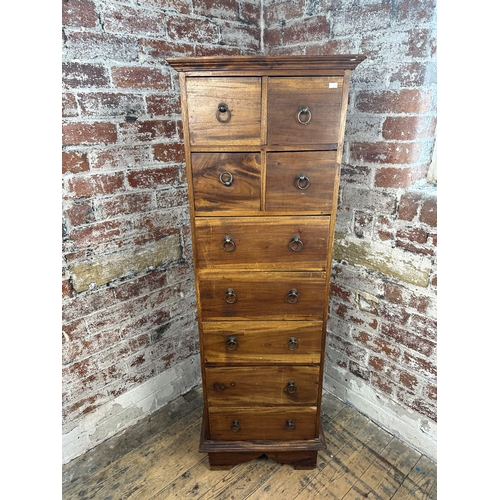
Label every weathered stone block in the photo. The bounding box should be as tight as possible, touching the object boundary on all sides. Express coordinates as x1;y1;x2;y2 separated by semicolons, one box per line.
334;234;431;287
70;235;182;292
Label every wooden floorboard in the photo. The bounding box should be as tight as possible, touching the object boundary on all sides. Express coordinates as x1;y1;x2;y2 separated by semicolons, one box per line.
62;387;437;500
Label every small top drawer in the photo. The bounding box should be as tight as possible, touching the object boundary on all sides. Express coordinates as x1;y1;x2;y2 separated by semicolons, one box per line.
267;77;343;147
191;152;261;212
266;151;339;213
185;77;262;146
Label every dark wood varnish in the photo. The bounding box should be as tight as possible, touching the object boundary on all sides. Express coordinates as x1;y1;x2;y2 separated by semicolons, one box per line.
208;406;318;441
186;77;262;146
168;55;365;470
201;320;323;365
205;365;320;406
194;216;330;270
267;77;344;145
191;152;261;212
266;151;340;212
198;271;327;321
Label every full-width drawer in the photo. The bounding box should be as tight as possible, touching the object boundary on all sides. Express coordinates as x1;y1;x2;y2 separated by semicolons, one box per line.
266;151;339;212
205;365;320;406
267;76;344;146
191;152;261;212
185;77;262;146
202;320;323;364
198;271;327;321
194;216;330;270
208;406;317;441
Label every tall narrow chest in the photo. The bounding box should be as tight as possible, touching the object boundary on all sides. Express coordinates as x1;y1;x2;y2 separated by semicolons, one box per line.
168;55;365;470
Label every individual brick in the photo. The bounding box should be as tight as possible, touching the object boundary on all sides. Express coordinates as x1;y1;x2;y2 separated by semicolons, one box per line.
127;167;179;189
62;0;99;28
62;122;117;146
62;151;90;174
62;62;110;89
102;4;166;36
111;66;171;90
66;172;125;199
356;89;433;114
351;141;422;165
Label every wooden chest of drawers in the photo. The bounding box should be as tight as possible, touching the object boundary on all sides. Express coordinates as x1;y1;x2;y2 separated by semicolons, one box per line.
168;55;365;470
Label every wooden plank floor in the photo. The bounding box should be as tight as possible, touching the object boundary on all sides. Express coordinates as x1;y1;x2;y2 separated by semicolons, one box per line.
62;386;437;500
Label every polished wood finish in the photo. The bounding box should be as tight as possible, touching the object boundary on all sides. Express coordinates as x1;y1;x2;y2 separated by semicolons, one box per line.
208;406;318;441
191;152;261;212
194;216;330;270
168;54;367;73
201;320;323;365
267;77;344;146
185;77;261;146
205;365;320;406
198;270;327;321
266;151;340;212
168;55;364;470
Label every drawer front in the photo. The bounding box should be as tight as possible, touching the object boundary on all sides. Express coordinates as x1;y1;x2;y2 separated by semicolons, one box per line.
191;152;261;212
205;365;320;406
195;216;330;270
198;271;326;321
208;407;317;441
266;152;339;212
186;77;262;146
202;321;323;364
267;77;343;146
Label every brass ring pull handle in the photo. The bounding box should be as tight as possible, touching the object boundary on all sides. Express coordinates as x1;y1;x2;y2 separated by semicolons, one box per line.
286;381;297;394
297;106;312;125
287;289;299;304
286;419;296;431
216;102;231;123
296;174;310;190
226;336;239;351
225;288;237;304
222;236;236;252
230;419;240;432
289;235;303;252
288;337;299;351
219;171;233;186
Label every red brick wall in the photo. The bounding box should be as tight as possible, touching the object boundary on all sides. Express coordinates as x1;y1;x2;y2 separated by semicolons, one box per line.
62;0;261;446
264;0;438;443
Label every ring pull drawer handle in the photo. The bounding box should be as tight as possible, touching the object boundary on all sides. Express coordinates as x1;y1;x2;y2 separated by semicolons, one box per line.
297;105;312;125
296;174;310;190
222;236;236;252
226;336;239;351
289;235;303;252
286;419;296;431
288;337;298;351
219;171;233;186
230;420;240;432
287;289;299;304
225;288;237;304
216;102;231;123
286;381;297;394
